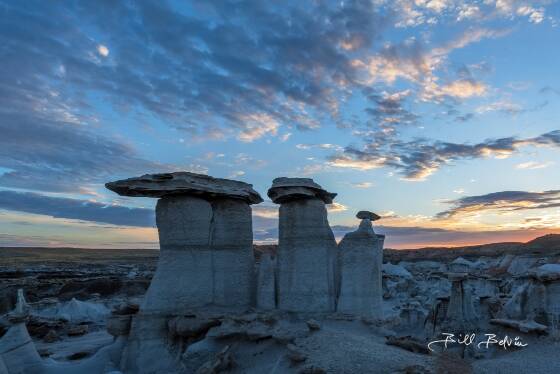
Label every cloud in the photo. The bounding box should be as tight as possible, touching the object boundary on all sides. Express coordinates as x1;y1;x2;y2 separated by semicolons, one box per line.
387;0;551;27
454;112;475;122
516;161;553;169
457;4;481;21
254;223;551;248
0;1;390;143
351;27;506;108
476;99;548;115
437;190;560;219
296;143;344;151
364;88;419;127
514;5;545;23
327;202;348;213
328;153;388;171
476;99;523;114
2;188;557;249
237;113;279;142
351;182;374;189
0;111;168;192
540;86;560;96
252;204;279;219
0;190;155;227
329;130;560;181
437;79;487;99
228;170;246;178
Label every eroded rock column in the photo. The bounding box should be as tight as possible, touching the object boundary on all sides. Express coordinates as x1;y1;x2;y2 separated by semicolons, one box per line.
106;172;262;313
337;211;384;318
268;177;338;313
106;172;262;373
145;196;255;312
444;272;478;330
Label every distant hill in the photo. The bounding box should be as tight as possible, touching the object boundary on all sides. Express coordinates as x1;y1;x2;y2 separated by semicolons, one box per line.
384;234;560;263
2;234;560;266
524;234;560;249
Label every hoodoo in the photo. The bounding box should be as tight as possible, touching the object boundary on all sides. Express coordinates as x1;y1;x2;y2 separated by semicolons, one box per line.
106;172;263;372
268;177;338;313
337;211;384;318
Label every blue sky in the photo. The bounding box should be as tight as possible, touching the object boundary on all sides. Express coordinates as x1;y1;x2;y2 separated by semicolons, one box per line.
1;0;560;249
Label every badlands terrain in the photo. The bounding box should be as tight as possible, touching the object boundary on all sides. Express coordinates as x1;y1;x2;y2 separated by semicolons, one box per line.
2;234;560;373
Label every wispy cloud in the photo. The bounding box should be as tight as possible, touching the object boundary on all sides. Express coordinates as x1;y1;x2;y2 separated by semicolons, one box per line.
350;182;374;189
329;130;560;181
327;202;348;213
516;161;553;169
352;27;507;103
0;190;155;227
437;190;560;219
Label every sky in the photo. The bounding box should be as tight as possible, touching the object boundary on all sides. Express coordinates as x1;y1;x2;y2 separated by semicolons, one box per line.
1;0;560;249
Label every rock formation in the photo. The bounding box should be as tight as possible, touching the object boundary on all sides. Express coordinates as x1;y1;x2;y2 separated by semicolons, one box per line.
106;172;263;372
0;290;42;374
533;264;560;337
256;253;276;310
268;177;338;313
337;211;384;318
106;172;263;313
444;272;478;330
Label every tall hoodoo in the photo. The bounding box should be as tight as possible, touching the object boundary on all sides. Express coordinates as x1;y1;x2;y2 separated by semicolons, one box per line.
337;211;384;318
106;172;263;372
267;177;338;313
106;172;263;312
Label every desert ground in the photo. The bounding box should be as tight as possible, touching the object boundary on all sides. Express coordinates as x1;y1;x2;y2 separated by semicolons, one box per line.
2;235;560;373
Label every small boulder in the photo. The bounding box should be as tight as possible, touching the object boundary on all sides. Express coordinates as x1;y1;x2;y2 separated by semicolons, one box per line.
306;319;321;331
286;344;307;364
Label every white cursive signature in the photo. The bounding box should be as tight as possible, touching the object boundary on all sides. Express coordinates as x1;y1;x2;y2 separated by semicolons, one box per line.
427;333;528;352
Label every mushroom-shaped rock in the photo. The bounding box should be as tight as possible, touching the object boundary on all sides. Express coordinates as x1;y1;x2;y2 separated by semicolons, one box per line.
356;211;381;221
106;171;263;204
267;177;336;204
268;177;338;312
448;257;474;273
106;172;262;372
444;272;478;330
337;214;384;318
105;172;261;313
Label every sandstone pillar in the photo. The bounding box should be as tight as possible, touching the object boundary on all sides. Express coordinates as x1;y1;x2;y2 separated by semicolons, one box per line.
444;272;478;330
106;172;262;313
106;172;263;373
267;177;338;313
337;211;384;318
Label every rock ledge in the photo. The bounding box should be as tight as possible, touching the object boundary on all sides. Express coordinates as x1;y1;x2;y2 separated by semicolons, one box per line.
105;172;263;204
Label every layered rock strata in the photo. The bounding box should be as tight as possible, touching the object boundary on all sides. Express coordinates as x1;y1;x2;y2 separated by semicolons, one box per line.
106;172;262;312
337;212;384;318
256;253;276;310
268;177;338;312
106;172;263;372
